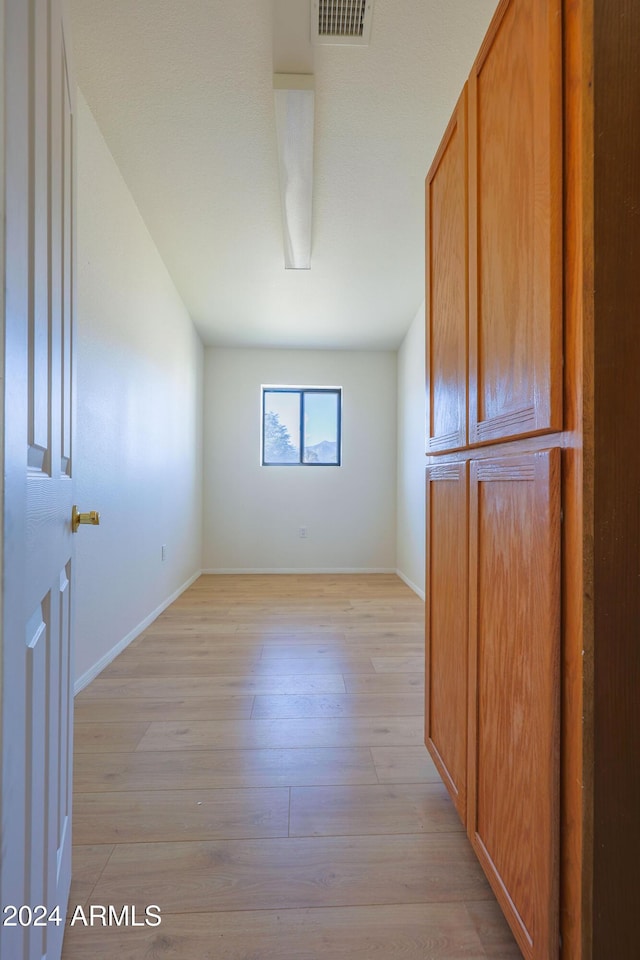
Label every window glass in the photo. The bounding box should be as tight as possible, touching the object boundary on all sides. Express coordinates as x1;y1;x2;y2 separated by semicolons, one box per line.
303;391;339;463
262;387;341;466
263;391;300;463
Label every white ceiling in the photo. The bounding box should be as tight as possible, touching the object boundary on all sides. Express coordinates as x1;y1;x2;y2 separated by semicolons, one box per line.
68;0;498;350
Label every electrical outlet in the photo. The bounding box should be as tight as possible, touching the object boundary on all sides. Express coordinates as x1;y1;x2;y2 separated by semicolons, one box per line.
298;526;308;539
161;544;167;561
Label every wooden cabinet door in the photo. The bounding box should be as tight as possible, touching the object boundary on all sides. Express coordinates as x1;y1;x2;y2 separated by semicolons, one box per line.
468;449;560;960
468;0;562;445
425;462;468;822
425;88;468;453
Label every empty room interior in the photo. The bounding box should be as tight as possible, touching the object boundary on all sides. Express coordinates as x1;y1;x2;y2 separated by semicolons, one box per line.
1;1;639;959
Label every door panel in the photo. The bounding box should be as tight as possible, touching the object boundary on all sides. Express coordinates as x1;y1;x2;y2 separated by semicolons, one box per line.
55;563;73;875
468;449;560;960
468;0;562;444
29;0;50;470
61;36;73;476
25;599;49;960
425;88;468;453
1;2;75;959
424;462;468;822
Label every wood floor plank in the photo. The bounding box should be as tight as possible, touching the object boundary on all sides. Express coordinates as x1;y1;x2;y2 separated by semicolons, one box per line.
259;640;423;659
74;696;254;724
68;844;114;909
371;655;425;672
73;747;379;792
233;623;356;636
135;716;424;752
465;901;524;958
147;620;240;630
99;655;376;679
188;573;407;596
73;788;290;844
343;624;424;637
88;834;494;913
333;614;424;625
371;746;443;783
232;630;347;643
138;624;247;636
73;722;150;753
126;638;266;658
151;613;234;623
61;903;490;960
77;674;347;699
290;782;464;837
346;603;424;618
251;692;424;719
344;673;424;694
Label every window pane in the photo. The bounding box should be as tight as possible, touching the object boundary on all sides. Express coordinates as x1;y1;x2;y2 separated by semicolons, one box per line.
263;392;300;463
303;392;339;463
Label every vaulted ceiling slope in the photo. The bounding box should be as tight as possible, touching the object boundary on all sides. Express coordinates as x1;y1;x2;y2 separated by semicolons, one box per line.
69;0;498;349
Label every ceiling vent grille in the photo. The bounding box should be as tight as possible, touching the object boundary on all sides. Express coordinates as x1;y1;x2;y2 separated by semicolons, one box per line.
311;0;374;45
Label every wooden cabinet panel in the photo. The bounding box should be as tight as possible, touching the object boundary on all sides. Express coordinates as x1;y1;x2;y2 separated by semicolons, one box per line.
424;462;468;822
468;0;562;444
468;449;560;960
425;89;468;453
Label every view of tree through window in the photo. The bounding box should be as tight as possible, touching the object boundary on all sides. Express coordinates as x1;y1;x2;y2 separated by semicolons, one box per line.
262;388;341;465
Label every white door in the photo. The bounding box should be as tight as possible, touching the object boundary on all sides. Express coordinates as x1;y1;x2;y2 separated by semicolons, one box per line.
1;2;76;959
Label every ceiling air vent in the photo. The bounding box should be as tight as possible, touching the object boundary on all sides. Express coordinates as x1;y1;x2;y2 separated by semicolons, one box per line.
311;0;374;46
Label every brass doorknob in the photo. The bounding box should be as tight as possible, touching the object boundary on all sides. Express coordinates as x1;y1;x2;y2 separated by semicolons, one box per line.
72;505;100;533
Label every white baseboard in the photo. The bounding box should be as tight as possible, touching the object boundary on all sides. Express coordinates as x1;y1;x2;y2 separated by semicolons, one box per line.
200;567;397;575
396;568;425;600
73;570;202;695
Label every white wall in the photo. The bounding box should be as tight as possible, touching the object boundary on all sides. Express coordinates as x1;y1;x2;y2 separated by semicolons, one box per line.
74;93;203;689
396;301;426;598
203;348;397;571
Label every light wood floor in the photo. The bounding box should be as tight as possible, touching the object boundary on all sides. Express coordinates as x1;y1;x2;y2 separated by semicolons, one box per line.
62;574;520;959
